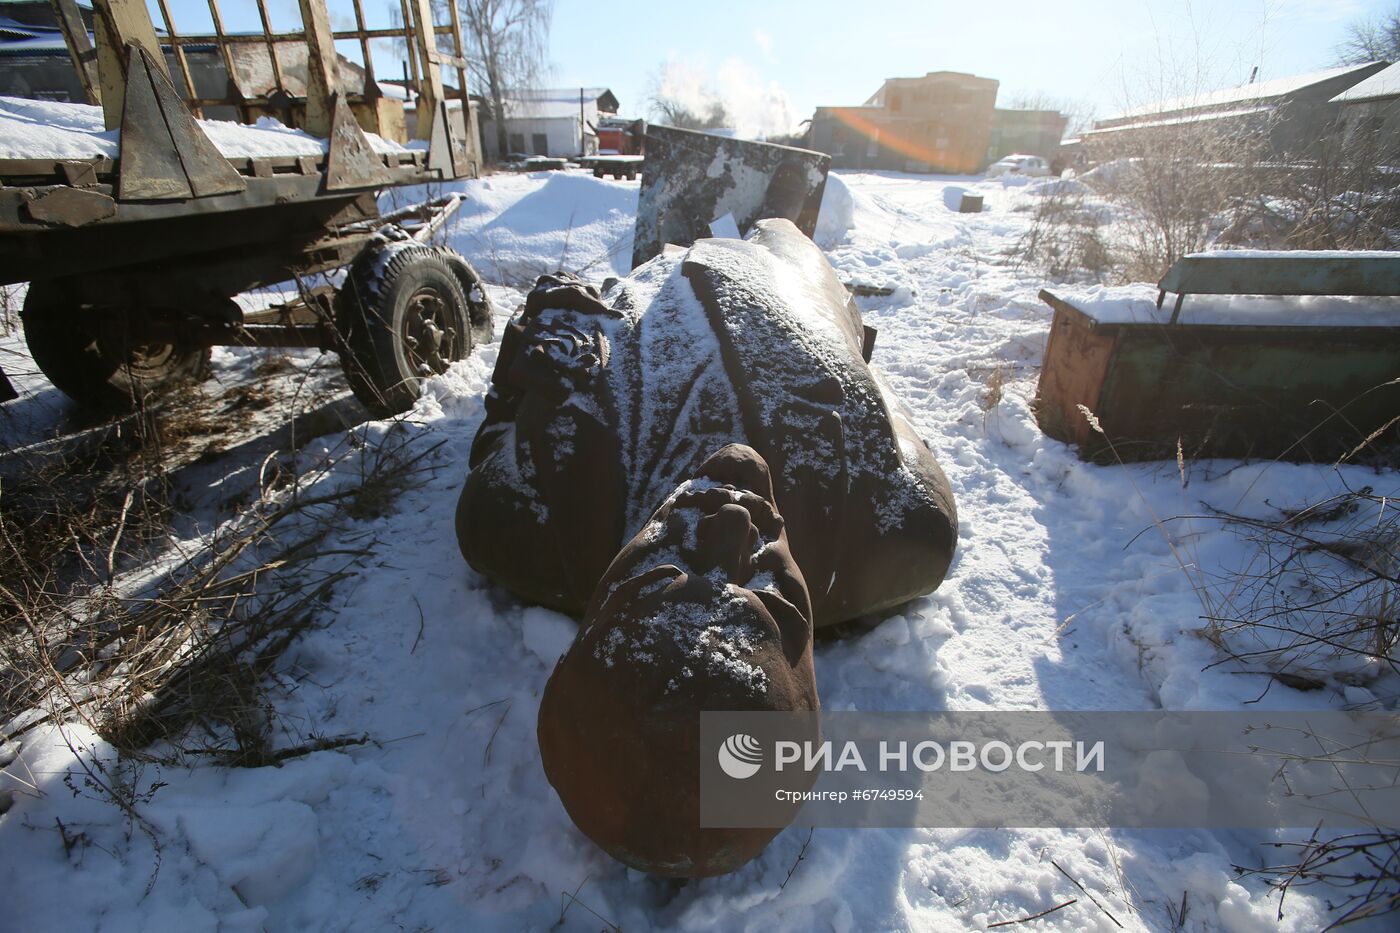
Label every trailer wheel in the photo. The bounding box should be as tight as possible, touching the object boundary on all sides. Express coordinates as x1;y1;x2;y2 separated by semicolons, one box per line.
21;284;210;409
436;248;495;347
336;243;472;416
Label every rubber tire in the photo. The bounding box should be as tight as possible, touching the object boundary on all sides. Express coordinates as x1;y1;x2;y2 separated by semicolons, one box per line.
436;248;495;348
21;283;210;410
336;243;472;417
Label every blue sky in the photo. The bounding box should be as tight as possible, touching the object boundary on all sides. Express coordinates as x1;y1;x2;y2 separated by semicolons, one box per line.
160;1;1392;130
548;0;1393;128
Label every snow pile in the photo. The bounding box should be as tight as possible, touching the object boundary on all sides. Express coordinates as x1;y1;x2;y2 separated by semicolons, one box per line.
2;167;1394;931
432;171;638;285
814;172;855;246
0;96;408;161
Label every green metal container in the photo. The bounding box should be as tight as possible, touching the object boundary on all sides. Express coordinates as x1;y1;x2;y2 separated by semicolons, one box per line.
1035;289;1400;463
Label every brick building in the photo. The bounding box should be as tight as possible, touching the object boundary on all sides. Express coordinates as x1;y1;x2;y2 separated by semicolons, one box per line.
808;71;999;174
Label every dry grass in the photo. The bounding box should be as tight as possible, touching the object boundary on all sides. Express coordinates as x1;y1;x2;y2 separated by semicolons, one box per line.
1;407;442;770
1191;489;1399;681
1084;405;1400;926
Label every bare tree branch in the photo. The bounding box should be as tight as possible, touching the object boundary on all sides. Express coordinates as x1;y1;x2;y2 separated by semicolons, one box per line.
453;0;554;159
1335;4;1400;65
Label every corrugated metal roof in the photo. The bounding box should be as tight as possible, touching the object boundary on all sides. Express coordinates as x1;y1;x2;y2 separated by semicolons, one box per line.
1084;104;1274;137
1331;61;1400;102
0;35;68;54
1102;62;1384;122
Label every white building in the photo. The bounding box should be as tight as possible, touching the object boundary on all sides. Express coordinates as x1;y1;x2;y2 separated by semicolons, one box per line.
480;87;619;160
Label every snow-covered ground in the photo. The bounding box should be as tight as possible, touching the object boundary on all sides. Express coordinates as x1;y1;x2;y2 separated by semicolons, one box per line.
2;168;1396;931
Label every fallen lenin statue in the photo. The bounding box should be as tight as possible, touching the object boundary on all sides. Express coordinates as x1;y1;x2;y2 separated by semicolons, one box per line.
455;218;958;876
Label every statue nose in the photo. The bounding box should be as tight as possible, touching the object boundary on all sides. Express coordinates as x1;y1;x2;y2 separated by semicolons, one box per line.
695;504;757;583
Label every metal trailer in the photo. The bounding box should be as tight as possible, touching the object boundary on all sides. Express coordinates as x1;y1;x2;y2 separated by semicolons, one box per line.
0;0;489;416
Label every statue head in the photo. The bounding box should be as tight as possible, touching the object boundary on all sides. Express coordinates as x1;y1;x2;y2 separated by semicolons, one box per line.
537;444;818;876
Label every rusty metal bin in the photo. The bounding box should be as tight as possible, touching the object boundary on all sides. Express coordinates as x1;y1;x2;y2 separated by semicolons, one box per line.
1034;289;1400;462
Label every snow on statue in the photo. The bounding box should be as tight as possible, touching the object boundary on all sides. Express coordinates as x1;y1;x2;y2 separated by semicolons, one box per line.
455;218;958;876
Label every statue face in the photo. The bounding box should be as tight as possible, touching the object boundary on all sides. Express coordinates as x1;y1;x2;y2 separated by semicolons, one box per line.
537;445;820;877
585;445;814;672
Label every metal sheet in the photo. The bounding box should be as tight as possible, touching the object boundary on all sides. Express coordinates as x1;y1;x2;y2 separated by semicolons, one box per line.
631;125;829;269
323;92;392;191
117;44;194;200
117;44;246;200
1160;254;1400;298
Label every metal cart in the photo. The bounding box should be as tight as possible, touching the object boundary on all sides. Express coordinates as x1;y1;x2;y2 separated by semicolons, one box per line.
0;0;490;416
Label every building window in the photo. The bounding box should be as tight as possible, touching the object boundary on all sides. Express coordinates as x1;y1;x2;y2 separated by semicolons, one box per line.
508;132;525;154
890;91;902;112
532;133;548;156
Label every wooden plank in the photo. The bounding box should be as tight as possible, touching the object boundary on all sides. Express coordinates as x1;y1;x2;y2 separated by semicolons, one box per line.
0;158;115;179
1034;290;1116;452
324;92;391;190
23;187;117;226
92;0;169;130
350;0;378;96
145;26;460;45
59;161;100;187
154;0;201;115
253;0;287;96
204;0;241;107
296;0;341;138
116;46;194;200
49;0;102;106
408;0;444;141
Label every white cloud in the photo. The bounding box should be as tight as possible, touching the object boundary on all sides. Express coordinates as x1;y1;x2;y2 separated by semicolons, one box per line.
716;57;795;139
754;28;774;55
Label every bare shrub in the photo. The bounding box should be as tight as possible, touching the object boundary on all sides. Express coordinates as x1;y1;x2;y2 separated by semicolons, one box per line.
1014;181;1113;280
1268;119;1400;251
1083;114;1275;281
1021;101;1398;281
1196;488;1398;683
1239;825;1400;927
